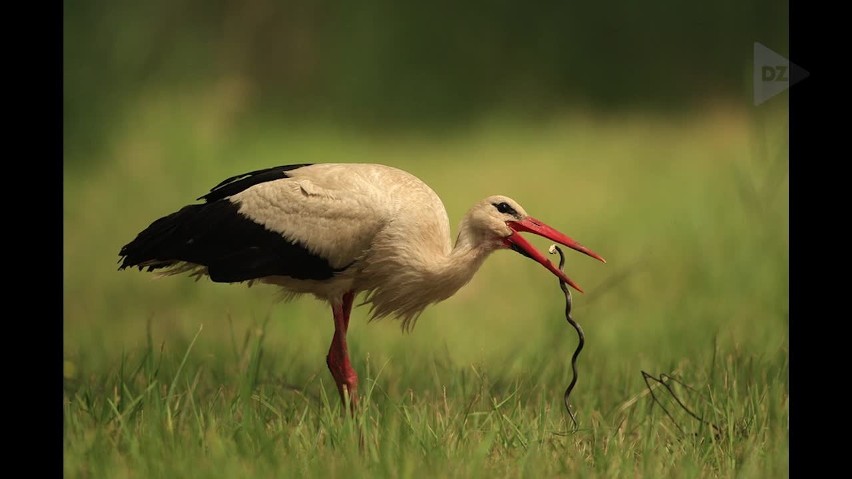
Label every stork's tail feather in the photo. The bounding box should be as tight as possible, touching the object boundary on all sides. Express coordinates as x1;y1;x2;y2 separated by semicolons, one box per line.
118;204;206;272
119;199;343;283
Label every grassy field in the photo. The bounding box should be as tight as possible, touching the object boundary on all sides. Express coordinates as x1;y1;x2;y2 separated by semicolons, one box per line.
64;93;788;477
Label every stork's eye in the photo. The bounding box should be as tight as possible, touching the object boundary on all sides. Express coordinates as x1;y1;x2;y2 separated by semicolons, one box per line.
493;202;517;216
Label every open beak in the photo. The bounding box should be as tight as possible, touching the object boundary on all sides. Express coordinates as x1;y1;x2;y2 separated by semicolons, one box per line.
502;217;606;293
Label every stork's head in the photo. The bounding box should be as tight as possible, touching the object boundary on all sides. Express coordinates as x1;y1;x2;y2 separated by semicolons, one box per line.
464;195;606;293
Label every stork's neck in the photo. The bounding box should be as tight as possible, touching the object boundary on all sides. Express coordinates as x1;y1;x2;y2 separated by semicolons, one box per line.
359;221;499;324
433;226;497;295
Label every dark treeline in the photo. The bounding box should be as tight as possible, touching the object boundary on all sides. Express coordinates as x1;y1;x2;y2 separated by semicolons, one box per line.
65;0;787;153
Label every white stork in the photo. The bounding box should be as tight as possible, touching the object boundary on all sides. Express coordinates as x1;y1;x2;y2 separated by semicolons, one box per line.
119;163;605;408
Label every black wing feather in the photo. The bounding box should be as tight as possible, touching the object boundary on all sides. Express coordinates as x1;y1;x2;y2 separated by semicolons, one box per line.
198;164;312;203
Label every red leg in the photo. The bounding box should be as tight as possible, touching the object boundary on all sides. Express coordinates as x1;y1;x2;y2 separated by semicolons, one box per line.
326;291;358;411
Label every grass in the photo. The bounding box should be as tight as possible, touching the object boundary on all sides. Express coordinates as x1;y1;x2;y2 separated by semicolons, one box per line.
64;90;788;478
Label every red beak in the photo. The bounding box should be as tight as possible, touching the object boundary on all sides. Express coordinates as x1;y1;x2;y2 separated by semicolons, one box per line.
502;217;606;293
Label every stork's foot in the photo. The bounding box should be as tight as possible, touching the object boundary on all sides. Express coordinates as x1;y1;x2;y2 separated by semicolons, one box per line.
328;290;358;414
327;354;359;412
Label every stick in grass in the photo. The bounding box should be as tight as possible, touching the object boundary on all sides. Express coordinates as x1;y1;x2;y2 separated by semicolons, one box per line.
548;244;584;429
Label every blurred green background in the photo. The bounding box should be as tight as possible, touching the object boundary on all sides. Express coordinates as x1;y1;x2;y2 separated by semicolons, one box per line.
62;0;790;426
64;0;787;167
64;2;788;476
